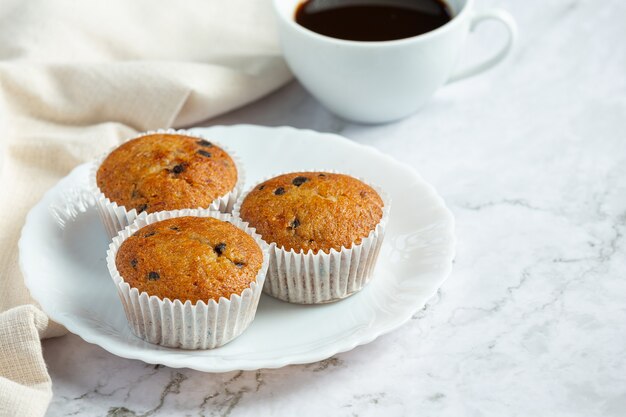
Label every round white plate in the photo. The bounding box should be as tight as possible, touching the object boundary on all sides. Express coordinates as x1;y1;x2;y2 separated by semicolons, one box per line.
20;125;455;372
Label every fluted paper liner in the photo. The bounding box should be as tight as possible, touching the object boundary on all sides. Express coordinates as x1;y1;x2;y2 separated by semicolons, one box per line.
232;170;391;304
106;209;269;349
91;128;245;240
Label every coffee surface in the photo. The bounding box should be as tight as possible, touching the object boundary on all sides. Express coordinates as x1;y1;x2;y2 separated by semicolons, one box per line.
295;0;453;42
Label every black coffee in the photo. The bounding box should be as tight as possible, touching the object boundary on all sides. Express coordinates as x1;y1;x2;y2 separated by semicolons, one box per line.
295;0;453;42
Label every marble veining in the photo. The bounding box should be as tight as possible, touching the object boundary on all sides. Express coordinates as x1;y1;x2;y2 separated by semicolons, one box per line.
43;0;626;415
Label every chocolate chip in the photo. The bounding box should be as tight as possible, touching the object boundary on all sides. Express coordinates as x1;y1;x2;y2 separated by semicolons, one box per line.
214;243;226;255
290;218;301;229
172;164;184;174
274;187;285;195
169;226;180;231
292;176;309;187
143;231;156;238
234;261;245;268
131;187;139;199
318;173;326;177
197;139;213;147
148;271;160;280
258;185;265;191
197;150;212;158
136;204;148;213
130;259;138;269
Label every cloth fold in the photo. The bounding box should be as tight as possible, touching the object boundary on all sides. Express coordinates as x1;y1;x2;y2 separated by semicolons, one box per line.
0;0;292;415
0;306;51;417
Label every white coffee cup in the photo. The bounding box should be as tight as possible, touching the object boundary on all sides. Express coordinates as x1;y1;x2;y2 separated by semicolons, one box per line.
273;0;517;123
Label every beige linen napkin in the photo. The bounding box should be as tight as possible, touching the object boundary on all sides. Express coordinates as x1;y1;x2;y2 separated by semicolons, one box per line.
0;306;51;417
0;0;291;415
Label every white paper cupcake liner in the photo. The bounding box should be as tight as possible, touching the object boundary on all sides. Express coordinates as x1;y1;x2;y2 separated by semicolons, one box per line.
232;170;391;304
106;208;269;349
91;128;245;240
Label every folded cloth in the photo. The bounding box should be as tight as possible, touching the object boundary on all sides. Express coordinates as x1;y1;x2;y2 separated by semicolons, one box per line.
0;0;292;415
0;306;51;417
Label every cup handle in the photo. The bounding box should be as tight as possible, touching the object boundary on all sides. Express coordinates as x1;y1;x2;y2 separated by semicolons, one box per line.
447;9;518;83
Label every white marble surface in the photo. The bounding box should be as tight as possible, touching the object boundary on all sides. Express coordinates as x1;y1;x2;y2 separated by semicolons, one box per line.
42;0;626;415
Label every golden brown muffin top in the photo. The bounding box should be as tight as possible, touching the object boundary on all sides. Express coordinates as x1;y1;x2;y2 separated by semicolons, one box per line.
239;172;383;253
97;133;237;214
115;216;263;303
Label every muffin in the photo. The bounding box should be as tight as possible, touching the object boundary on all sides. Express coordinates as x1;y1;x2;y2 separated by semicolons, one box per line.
116;216;263;303
94;129;242;239
107;209;269;349
233;171;390;304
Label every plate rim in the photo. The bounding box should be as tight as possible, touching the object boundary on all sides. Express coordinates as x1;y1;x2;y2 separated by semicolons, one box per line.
19;124;456;372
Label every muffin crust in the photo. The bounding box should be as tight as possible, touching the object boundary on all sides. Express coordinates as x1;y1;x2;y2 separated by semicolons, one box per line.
239;172;383;253
97;133;237;214
116;216;263;303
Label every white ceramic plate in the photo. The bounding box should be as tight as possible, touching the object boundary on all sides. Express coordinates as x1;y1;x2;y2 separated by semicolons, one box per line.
20;125;455;372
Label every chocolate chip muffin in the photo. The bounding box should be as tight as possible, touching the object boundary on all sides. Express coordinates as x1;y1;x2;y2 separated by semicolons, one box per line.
97;133;238;214
115;216;263;303
238;172;384;253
